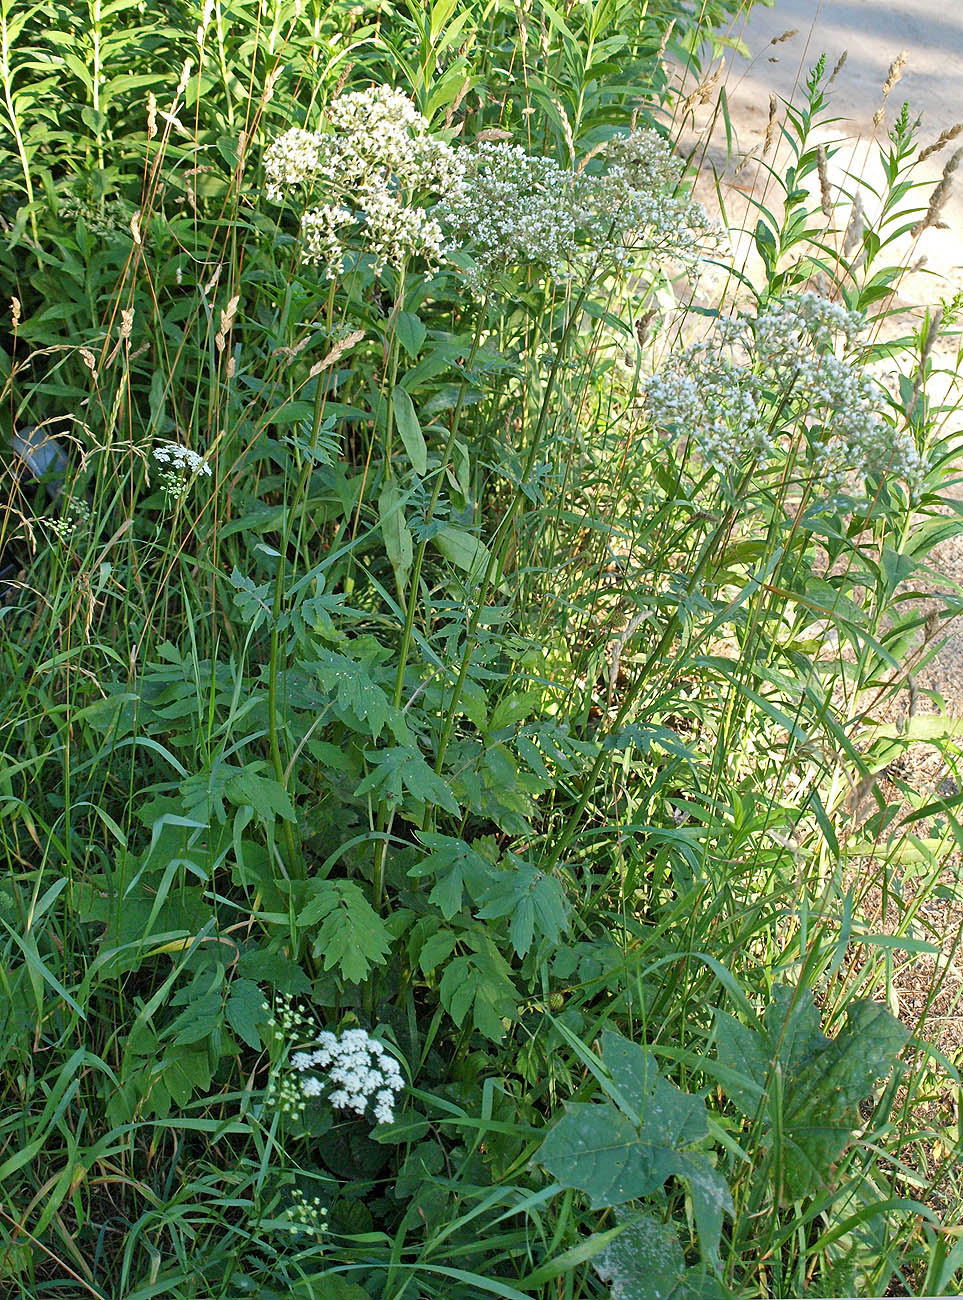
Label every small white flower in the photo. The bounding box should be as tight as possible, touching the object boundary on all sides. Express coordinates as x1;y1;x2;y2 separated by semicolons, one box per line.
151;440;211;504
264;127;324;200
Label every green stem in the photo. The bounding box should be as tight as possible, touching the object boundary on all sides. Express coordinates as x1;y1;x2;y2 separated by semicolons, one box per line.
391;305;487;711
382;264;406;475
538;463;757;879
433;278;593;777
369;305;487;917
267;343;331;878
0;0;37;245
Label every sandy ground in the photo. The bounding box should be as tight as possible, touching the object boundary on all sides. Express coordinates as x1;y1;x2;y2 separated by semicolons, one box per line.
671;3;963;1066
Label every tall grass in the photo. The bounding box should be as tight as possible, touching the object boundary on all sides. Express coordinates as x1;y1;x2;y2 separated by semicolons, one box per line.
1;1;962;1297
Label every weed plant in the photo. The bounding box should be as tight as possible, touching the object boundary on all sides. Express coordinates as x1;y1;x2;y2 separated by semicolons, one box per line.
1;1;963;1297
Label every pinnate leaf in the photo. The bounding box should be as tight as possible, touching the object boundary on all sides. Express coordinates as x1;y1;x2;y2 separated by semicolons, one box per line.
299;880;392;984
354;747;459;816
438;943;517;1040
226;978;270;1050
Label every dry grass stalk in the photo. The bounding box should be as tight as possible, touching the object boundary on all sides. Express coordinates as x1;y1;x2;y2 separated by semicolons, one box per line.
444;75;471;128
333;62;352;99
679;60;724;116
912;147;963;237
215;295;240;353
828;51;848;86
817;145;833;217
873;50;908;128
763;94;779;156
919;124;963;164
309;329;365;378
842;191;866;257
906;308;943;420
655;18;675;62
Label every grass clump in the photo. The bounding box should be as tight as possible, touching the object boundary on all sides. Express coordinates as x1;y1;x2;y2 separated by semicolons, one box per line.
1;1;963;1297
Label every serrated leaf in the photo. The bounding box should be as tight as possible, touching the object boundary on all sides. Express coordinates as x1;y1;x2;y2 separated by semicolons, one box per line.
672;1152;733;1272
438;945;517;1040
225;768;296;823
418;929;458;973
593;1213;686;1300
780;999;908;1200
354;747;459;816
716;985;908;1201
393;385;427;476
312;648;404;742
539;1033;732;1263
539;1100;675;1205
226;978;269;1050
237;947;312;995
711;1011;768;1117
169;990;222;1045
409;833;496;920
475;860;570;956
153;1042;213;1114
298;880;392;984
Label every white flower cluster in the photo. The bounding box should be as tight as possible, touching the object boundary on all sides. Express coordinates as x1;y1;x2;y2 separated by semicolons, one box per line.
292;1027;404;1124
263;85;460;277
438;142;581;290
151;440;212;503
37;496;90;544
264;127;323;198
360;189;444;274
645;292;926;496
300;203;353;270
284;1188;328;1239
438;129;714;292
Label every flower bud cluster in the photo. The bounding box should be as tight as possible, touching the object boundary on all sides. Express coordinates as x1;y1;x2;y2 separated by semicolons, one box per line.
645;292;925;496
284;1188;328;1238
37;496;91;544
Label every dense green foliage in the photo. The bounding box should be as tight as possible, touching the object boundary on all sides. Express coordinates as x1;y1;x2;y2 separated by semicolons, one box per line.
1;0;962;1297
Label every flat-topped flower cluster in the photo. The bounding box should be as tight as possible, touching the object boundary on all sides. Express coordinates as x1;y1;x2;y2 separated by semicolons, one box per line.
645;292;925;496
151;440;212;503
293;1027;404;1124
266;1014;405;1128
263;86;714;287
264;86;459;277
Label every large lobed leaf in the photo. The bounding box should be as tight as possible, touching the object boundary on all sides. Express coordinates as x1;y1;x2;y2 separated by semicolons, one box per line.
715;985;909;1200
